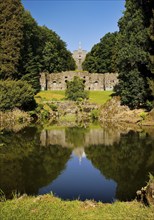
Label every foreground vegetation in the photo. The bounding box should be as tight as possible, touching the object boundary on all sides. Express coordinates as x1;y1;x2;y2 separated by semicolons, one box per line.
0;195;154;220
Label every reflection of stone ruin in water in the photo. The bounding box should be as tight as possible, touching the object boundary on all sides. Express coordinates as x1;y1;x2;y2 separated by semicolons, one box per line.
73;147;86;164
40;127;122;148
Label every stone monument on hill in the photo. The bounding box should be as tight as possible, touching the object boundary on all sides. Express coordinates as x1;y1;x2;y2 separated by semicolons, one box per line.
72;43;87;70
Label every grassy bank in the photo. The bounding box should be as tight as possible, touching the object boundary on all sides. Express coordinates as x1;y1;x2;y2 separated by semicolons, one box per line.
0;195;154;220
35;90;113;105
89;91;113;105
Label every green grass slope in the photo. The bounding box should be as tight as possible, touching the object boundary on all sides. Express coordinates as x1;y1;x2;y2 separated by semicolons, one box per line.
0;195;154;220
35;90;113;105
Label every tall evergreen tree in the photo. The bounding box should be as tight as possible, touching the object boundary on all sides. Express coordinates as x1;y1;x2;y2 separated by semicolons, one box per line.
18;10;42;92
141;0;154;96
0;0;77;94
115;0;152;109
0;0;24;79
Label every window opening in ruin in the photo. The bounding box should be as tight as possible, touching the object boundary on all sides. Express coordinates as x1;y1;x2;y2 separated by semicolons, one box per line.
65;80;68;83
94;81;98;84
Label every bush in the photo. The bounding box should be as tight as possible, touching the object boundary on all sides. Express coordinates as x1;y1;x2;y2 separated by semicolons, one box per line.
47;103;58;111
139;111;147;120
0;80;37;111
91;109;99;121
65;76;89;101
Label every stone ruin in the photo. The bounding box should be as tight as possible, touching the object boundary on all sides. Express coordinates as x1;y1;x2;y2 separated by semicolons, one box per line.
72;44;87;71
40;71;118;91
40;45;118;91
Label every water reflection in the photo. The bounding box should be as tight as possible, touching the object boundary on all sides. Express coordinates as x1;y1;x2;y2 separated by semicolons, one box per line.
0;125;154;202
0;127;71;198
40;126;121;148
39;153;117;202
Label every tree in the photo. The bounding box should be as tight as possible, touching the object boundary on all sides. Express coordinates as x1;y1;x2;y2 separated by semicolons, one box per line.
0;80;36;111
0;0;24;79
114;0;152;109
65;76;89;101
83;32;117;73
41;26;75;73
42;41;60;73
19;13;75;92
141;0;154;97
0;1;76;93
19;10;42;93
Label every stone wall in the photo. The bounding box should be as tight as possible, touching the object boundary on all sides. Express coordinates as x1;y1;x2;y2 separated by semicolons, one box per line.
40;71;118;91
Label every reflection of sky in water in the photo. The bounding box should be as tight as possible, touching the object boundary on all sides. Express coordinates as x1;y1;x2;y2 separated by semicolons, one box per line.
38;153;117;203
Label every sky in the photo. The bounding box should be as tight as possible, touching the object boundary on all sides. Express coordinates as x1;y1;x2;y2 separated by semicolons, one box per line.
21;0;125;52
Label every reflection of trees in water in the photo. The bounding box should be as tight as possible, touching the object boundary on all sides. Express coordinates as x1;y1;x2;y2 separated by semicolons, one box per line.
85;131;154;201
65;127;88;147
0;127;71;198
1;125;154;201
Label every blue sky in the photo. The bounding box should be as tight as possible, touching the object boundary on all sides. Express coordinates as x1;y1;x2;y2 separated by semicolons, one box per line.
21;0;125;52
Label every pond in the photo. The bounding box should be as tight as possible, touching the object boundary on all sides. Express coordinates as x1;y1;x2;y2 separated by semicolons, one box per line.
0;124;154;203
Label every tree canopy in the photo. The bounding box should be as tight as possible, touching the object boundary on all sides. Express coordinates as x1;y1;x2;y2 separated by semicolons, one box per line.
0;0;24;79
82;32;118;73
0;0;76;94
114;0;154;109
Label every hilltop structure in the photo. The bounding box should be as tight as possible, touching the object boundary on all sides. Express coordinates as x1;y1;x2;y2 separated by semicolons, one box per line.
72;43;87;70
40;45;118;91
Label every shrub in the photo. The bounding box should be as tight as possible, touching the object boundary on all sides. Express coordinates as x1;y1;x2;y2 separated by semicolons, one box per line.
65;76;89;101
0;80;36;111
139;111;147;120
146;100;153;111
41;109;50;120
47;103;58;111
91;109;99;121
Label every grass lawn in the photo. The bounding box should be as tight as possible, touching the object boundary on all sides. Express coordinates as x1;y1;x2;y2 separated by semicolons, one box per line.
35;90;113;105
35;90;65;103
89;91;113;105
0;195;154;220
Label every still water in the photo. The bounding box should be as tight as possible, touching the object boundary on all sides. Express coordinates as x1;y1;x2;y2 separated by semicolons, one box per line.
0;125;154;203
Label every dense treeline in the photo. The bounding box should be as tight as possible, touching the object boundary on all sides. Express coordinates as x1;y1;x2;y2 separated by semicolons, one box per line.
82;32;117;73
83;0;154;109
115;0;154;109
0;0;75;94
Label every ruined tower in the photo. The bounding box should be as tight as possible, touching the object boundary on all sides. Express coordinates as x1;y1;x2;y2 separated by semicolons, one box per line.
72;43;87;71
